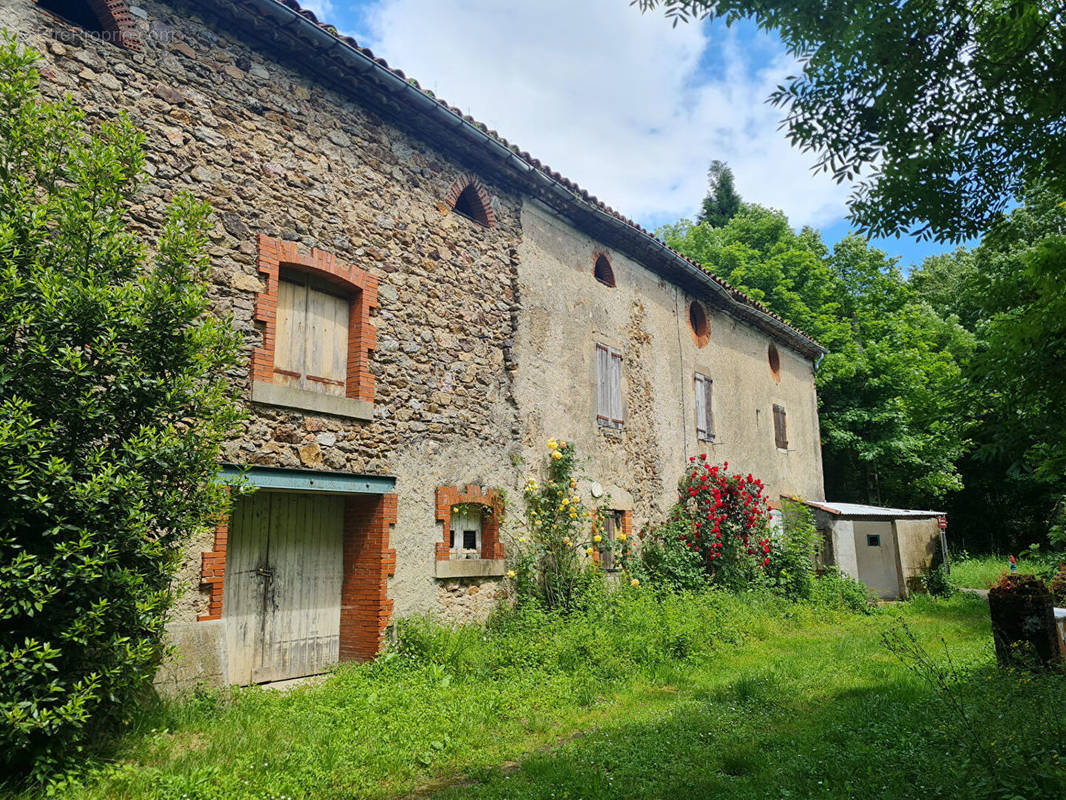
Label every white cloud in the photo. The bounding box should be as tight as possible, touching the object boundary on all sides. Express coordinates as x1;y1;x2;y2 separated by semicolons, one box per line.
359;0;852;229
300;0;335;21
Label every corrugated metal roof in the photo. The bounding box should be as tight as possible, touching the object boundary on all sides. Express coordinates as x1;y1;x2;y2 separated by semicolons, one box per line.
801;500;945;519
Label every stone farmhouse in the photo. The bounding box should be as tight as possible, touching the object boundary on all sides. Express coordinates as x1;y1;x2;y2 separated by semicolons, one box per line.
10;0;828;690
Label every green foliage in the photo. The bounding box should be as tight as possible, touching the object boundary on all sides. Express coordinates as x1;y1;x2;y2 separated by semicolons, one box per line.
660;206;972;509
674;456;773;590
637;1;1066;243
511;439;633;610
766;498;818;600
0;37;242;776
638;517;708;593
923;564;956;599
911;187;1066;551
809;567;874;614
697;159;742;227
27;593;1066;800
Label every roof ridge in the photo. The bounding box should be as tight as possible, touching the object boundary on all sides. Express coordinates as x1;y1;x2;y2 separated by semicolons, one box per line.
255;0;822;350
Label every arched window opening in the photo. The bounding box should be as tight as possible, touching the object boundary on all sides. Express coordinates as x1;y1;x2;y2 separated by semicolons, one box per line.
593;254;616;287
689;301;710;348
453;184;491;227
37;0;106;33
768;342;782;382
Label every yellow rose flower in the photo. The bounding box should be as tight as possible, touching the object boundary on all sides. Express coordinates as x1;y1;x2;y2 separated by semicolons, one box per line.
563;536;571;545
507;570;516;579
593;534;602;543
586;547;594;555
571;495;580;504
550;451;562;461
618;533;627;541
630;578;640;587
519;536;527;543
561;498;569;506
547;438;558;450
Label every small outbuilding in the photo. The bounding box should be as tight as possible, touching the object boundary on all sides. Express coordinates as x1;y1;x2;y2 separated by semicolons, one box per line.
802;501;948;600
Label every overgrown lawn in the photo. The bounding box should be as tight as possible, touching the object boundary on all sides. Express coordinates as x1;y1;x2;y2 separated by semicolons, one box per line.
13;590;1065;800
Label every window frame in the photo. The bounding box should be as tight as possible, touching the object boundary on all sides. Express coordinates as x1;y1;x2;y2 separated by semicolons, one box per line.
449;505;483;560
772;403;789;451
596;343;624;430
694;372;715;442
250;235;377;421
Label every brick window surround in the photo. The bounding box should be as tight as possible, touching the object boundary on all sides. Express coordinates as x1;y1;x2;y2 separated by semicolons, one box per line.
435;484;504;561
251;235;377;409
36;0;142;50
445;174;497;228
199;492;398;663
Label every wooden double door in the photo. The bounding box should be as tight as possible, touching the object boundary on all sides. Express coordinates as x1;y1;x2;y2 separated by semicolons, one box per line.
223;492;344;684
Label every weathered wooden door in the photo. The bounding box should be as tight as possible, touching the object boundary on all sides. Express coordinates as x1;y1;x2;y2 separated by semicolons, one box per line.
223;492;344;684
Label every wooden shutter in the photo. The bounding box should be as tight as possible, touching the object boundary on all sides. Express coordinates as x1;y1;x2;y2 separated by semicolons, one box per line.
596;344;610;424
608;349;623;427
773;404;788;450
305;285;348;396
274;272;349;396
694;373;714;441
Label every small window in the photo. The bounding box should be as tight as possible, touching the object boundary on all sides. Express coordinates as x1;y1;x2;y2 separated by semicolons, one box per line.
275;270;350;397
689;301;710;347
453;184;492;227
694;372;715;441
593;254;616;287
37;0;106;32
596;344;623;429
768;342;781;382
867;534;881;547
449;506;482;559
601;511;624;571
773;404;788;450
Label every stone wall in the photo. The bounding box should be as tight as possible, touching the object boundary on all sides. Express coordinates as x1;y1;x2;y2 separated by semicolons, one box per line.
10;0;829;665
12;0;524;626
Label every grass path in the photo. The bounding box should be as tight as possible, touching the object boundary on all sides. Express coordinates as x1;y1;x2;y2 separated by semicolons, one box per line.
20;593;1066;800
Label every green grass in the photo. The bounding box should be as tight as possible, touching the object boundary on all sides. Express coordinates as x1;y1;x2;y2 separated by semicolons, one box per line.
950;552;1061;589
13;588;1066;800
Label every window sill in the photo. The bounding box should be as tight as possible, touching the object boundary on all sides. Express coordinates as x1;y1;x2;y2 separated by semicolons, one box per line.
434;559;507;579
251;381;373;421
598;423;624;439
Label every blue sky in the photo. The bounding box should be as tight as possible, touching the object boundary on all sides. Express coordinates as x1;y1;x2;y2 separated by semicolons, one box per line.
298;0;967;271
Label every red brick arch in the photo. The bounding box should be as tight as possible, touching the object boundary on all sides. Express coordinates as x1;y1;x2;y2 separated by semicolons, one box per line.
435;484;504;561
37;0;142;50
445;174;496;228
251;235;378;404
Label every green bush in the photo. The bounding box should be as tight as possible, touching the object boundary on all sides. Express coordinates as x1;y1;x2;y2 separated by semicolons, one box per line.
0;37;242;776
766;498;819;600
810;568;875;614
512;440;633;610
639;517;708;593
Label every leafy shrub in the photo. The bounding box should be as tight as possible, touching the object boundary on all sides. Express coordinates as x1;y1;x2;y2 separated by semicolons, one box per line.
674;455;773;590
511;439;633;610
0;38;242;776
766;498;819;600
810;568;874;614
639;517;708;592
922;564;956;598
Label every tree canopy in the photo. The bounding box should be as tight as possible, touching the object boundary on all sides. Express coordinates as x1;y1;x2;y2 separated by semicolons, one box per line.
637;0;1066;242
660;204;973;508
698;160;742;227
